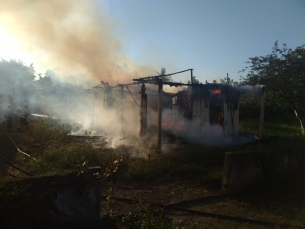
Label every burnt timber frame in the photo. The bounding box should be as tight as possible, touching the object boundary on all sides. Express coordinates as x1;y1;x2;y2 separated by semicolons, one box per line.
93;69;266;152
133;69;194;152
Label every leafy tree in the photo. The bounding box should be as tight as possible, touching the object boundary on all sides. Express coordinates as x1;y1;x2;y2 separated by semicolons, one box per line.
189;76;201;84
184;76;202;91
0;59;36;104
156;67;173;82
240;41;305;134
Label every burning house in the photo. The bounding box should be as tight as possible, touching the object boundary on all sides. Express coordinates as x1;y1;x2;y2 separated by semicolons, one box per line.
83;69;265;150
132;70;266;150
171;83;242;136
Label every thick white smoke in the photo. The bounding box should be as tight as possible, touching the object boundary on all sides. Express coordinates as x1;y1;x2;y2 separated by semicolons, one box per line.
0;0;155;85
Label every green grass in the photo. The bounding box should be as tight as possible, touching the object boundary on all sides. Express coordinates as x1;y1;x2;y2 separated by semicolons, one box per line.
121;203;175;229
1;115;305;228
0;113;300;184
23;114;305;183
119;146;225;185
239;114;305;152
22;119;227;184
240;114;303;137
23;119;121;175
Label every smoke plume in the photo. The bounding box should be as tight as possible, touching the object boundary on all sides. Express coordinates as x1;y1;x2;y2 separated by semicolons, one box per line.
0;1;258;153
0;0;151;84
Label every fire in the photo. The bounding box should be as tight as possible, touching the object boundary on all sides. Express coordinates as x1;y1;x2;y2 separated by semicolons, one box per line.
219;113;224;121
152;121;184;131
161;122;174;129
254;135;259;140
212;89;221;94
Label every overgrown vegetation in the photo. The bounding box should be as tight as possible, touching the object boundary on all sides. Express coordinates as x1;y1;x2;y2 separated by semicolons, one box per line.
4;118;225;186
1;115;304;228
2;40;305;226
120;146;224;185
24;119;118;175
5;112;304;183
0;119;226;227
121;204;173;229
240;41;305;135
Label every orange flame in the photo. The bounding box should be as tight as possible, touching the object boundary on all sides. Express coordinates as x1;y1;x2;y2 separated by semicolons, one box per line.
254;135;259;140
212;89;221;94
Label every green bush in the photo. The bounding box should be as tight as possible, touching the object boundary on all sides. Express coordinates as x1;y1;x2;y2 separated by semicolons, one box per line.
121;203;174;229
25;119;120;175
120;147;225;183
29;119;72;152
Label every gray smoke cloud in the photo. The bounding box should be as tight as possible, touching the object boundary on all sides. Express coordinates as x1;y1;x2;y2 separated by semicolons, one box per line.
0;0;157;153
0;1;261;153
0;0;155;85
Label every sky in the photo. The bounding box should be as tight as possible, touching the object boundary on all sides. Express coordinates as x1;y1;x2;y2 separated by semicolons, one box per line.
0;0;304;85
102;0;305;83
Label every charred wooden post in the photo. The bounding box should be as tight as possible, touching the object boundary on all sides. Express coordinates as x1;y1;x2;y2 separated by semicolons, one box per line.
233;102;239;136
103;89;106;108
157;79;163;152
121;84;124;136
90;91;97;129
190;70;194;122
140;83;147;137
259;86;266;138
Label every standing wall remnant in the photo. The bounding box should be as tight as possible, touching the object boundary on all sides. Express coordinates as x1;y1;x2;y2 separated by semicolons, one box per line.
12;167;101;223
140;83;147;137
222;151;265;195
223;149;305;195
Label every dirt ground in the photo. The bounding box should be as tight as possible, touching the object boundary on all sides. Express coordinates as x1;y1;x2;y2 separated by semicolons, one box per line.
1;125;305;228
100;180;304;229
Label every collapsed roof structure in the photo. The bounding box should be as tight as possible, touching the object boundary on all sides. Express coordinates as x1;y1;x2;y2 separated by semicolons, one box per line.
91;69;266;150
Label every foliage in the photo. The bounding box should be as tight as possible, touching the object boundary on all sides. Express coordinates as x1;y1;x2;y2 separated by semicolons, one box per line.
184;76;202;91
238;92;291;121
187;75;201;85
101;210;118;228
121;146;224;184
121;203;174;229
2;115;305;227
0;93;14;105
156;67;173;82
240;41;305;133
239;116;305;155
0;59;35;82
240;41;305;111
25;119;119;175
0;59;36;104
239;93;260;120
240;115;303;138
24;115;305;183
29;118;72;150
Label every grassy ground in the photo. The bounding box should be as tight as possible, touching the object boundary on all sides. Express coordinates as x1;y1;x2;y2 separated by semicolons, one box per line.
1;115;305;228
17;115;305;181
239;114;305;157
240;114;303;138
10;119;226;186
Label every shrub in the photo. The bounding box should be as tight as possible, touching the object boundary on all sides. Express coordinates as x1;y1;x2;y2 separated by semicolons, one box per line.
121;203;174;229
